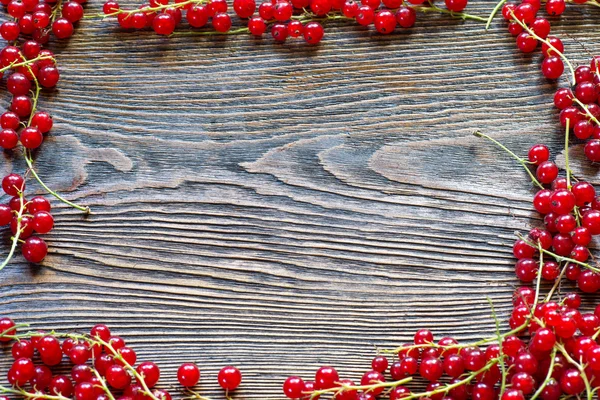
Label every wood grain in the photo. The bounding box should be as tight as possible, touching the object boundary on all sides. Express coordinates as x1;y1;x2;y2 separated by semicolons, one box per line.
1;3;600;398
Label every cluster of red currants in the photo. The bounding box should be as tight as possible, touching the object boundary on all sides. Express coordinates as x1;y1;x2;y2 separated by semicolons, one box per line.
553;59;600;163
0;318;242;400
283;286;600;400
502;0;567;79
0;45;57;151
0;0;86;42
511;143;600;292
0;174;52;263
100;0;475;43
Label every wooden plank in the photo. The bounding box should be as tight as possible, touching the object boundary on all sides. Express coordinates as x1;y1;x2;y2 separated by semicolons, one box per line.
1;4;600;398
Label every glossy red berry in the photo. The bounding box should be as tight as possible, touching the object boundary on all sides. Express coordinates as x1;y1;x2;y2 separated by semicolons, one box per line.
152;13;176;34
541;56;564;80
177;363;200;387
374;10;395;34
218;366;242;391
283;376;305;399
248;16;266;35
303;22;324;44
136;361;160;388
52;18;74;38
106;365;131;389
212;12;231;32
536;161;558;184
2;174;25;196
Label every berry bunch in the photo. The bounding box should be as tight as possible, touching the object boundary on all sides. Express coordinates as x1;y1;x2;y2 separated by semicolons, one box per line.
0;319;242;400
283;285;600;400
0;0;86;42
0;0;90;270
0;173;52;264
553;62;600;163
97;0;487;43
511;142;600;292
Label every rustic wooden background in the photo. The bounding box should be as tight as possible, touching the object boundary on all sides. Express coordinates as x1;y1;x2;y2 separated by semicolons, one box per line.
1;3;600;398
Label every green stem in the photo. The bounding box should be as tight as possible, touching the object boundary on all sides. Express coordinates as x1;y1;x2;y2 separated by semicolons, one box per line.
530;348;557;400
556;343;593;400
401;359;500;400
545;263;567;302
380;321;528;355
565;119;571;189
96;337;160;400
0;192;26;271
21;63;91;214
485;0;507;30
309;377;413;397
517;233;600;273
487;298;507;397
473;131;544;189
0;55;54;74
91;368;116;400
0;385;70;400
509;11;576;86
573;98;600;127
24;151;90;213
410;3;488;21
170;26;251;36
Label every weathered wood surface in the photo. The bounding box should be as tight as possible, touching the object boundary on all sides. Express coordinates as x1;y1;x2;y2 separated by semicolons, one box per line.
1;4;600;398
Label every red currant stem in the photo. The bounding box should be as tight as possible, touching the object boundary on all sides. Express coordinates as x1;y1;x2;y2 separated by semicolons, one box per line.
27;70;42;128
91;367;116;400
517;232;600;273
473;131;545;189
0;323;30;340
184;389;214;400
544;264;566;302
88;0;204;19
509;11;576;86
0;55;54;75
24;151;91;213
397;359;500;400
291;13;353;23
555;343;593;400
486;297;508;396
0;386;70;400
50;0;64;24
529;347;557;400
484;0;507;29
20;63;90;213
531;242;545;311
573;98;600;126
308;377;414;397
95;337;160;400
409;3;488;21
592;326;600;340
0;192;26;272
170;26;251;36
380;321;528;355
565;119;572;189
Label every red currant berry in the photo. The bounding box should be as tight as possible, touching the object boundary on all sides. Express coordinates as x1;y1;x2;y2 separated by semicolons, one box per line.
177;363;200;387
212;12;231;32
52;18;74;38
152;13;176;35
247;16;266;35
303;21;324;44
20;126;44;149
2;174;25;196
136;361;160;388
218;366;242;391
106;365;131;389
541;56;564;80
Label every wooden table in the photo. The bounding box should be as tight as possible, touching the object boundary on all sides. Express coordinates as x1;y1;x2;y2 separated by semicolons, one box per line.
1;4;599;398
